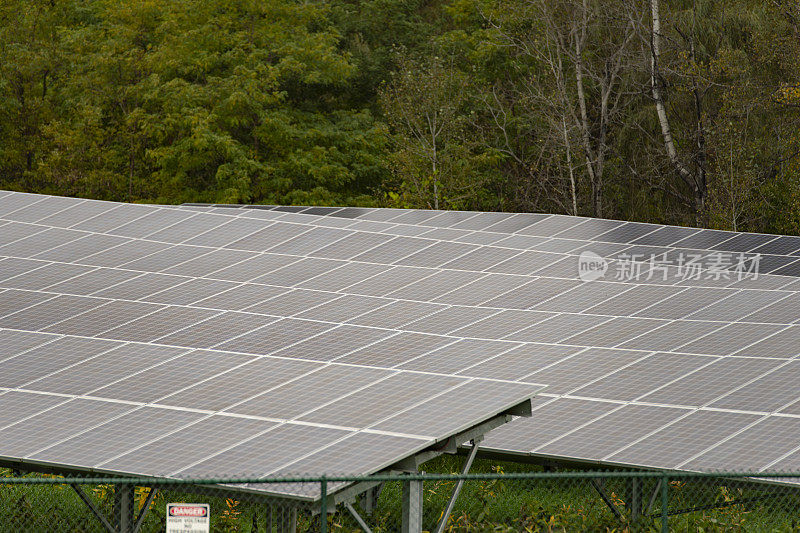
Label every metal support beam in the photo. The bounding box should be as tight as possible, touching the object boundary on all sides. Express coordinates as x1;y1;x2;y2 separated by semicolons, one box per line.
589;478;622;520
275;506;297;533
114;484;135;533
132;488;157;533
627;477;643;520
71;484;116;533
359;483;383;515
265;505;274;533
345;502;374;533
401;477;424;533
434;437;482;533
646;480;662;516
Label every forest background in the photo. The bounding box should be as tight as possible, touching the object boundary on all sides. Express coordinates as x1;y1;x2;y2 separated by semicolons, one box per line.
3;0;800;232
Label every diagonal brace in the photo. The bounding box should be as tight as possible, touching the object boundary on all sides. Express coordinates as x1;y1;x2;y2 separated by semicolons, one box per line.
590;479;623;521
345;502;374;533
132;488;157;533
646;480;662;516
434;437;482;533
71;484;116;533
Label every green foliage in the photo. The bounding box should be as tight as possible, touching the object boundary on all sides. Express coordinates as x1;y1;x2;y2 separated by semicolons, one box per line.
0;0;388;205
1;0;799;231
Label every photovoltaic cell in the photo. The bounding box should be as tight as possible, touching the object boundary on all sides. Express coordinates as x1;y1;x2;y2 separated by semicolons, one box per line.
373;380;543;436
481;398;618;453
459;343;581;381
90;350;255;403
158;357;322;411
108;209;196;238
243;289;339;316
676;322;786;356
41;300;164;336
270;325;395;361
32;233;130;263
0;289;55;320
709;361;800;412
30;407;204;467
571;352;715;401
559;317;671;348
294;294;391;323
401;306;499;335
0;262;95;290
397;339;517;374
0;329;60;360
504;314;611;344
99;306;222;342
337;331;455;367
207;254;301;282
213;318;334;355
250;258;346;287
538;404;689;460
141;278;240;306
179;423;349;478
298;372;464;428
432;274;530;306
347;300;447;329
155;312;278;348
481;278;582;309
228;365;393;419
0;391;67;429
449;310;555;340
296;262;391;292
607;410;762;468
0;295;107;331
23;343;190;395
640;356;783;407
80;239;171;268
100;416;279;476
523;348;646;394
684;416;800;471
193;284;288;311
343;266;438;297
0;398;134;459
616;320;721;352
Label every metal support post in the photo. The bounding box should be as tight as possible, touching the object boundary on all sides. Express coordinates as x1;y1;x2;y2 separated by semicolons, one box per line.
627;477;643;520
360;483;383;514
114;484;135;533
434;437;481;533
661;474;669;533
265;505;274;533
275;506;297;533
320;477;328;533
401;477;423;533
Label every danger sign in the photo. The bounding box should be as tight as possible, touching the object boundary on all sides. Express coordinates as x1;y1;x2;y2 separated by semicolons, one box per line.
166;503;210;533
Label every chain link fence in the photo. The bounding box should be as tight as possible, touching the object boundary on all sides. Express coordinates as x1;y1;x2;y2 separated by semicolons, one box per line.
3;461;800;532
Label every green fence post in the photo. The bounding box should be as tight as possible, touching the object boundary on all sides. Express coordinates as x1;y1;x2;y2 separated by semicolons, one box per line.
320;476;328;533
661;473;669;533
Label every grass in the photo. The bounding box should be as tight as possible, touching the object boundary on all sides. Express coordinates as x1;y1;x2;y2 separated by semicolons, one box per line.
2;459;800;532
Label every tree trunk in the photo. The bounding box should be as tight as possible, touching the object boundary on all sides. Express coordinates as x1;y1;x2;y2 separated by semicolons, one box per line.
650;0;706;225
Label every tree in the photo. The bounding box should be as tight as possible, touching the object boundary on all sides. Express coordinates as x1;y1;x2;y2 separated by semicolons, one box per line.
379;52;494;209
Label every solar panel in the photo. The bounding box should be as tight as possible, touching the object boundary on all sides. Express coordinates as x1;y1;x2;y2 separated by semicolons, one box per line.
5;189;800;500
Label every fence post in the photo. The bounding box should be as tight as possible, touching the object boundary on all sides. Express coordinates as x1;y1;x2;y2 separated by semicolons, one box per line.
320;476;328;533
661;473;669;533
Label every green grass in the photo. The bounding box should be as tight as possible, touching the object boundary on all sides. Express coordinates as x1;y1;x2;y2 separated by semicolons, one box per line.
3;460;800;532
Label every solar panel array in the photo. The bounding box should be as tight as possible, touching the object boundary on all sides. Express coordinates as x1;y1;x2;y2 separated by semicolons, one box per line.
1;190;800;494
0;191;542;500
